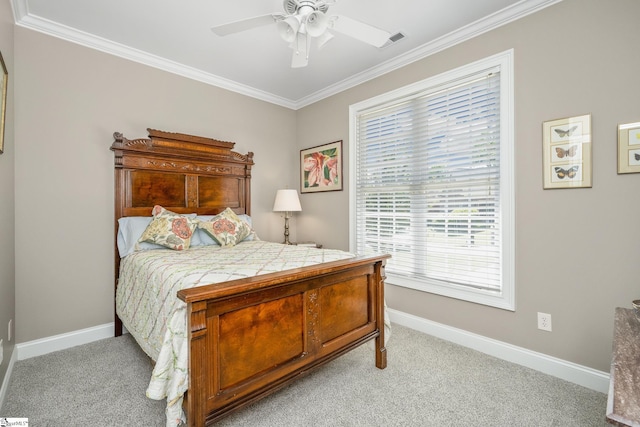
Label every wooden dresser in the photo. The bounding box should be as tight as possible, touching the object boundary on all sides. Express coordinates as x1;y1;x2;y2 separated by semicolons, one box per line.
607;307;640;426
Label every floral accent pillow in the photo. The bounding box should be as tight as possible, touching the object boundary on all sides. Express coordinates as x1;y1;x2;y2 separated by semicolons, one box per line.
197;207;251;247
138;205;197;251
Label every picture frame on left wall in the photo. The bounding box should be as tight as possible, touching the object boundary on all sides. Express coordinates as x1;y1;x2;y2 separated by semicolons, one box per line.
0;50;7;154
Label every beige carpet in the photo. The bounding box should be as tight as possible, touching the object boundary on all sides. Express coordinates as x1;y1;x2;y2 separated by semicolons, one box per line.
2;324;607;426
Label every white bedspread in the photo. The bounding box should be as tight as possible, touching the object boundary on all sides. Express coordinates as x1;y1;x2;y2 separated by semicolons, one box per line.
116;241;360;426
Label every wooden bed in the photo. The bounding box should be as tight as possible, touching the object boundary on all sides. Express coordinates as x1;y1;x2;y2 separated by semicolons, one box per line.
111;129;390;427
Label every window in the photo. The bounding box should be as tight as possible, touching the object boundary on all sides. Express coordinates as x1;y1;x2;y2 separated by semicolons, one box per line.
349;50;514;310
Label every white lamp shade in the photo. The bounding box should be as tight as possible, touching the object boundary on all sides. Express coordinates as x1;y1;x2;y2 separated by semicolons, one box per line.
273;189;302;212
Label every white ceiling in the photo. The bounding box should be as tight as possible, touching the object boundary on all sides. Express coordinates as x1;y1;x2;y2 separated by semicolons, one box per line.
11;0;559;109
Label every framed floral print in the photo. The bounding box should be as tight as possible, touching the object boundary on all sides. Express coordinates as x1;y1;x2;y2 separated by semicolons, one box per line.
300;140;343;193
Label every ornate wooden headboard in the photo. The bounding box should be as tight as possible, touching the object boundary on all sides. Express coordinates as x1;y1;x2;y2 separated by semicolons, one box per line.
110;128;254;335
111;128;254;218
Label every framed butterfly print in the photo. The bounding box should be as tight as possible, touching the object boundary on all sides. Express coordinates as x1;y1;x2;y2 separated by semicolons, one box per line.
542;114;592;189
617;122;640;174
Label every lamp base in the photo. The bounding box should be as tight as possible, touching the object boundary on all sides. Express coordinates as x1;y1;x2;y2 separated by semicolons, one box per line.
283;214;292;245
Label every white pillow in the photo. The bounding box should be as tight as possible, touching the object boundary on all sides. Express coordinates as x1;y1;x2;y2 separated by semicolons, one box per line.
117;215;201;258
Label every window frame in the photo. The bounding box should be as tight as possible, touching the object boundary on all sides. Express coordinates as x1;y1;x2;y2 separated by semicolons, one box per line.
349;50;515;310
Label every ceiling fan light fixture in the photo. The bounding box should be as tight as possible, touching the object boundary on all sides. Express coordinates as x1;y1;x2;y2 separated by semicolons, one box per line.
305;11;329;37
277;15;301;43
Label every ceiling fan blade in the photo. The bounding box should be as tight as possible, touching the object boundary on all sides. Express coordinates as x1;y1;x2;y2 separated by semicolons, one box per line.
317;31;334;49
291;50;308;68
329;14;391;47
291;32;309;68
211;13;284;36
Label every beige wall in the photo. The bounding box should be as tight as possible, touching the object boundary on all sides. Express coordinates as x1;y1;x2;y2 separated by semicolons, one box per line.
0;0;15;388
296;0;640;372
8;0;639;375
13;27;297;343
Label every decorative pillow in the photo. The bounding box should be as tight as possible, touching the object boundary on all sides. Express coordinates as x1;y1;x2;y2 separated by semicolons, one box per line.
192;213;258;246
117;214;200;257
237;214;259;242
138;205;197;251
196;208;252;247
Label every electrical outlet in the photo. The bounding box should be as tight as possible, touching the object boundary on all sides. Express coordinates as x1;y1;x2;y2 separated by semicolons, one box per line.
538;312;552;332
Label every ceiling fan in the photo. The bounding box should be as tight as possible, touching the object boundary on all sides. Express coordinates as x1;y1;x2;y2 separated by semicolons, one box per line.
211;0;392;68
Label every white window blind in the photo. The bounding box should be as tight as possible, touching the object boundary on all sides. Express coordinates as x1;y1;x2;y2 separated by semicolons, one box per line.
350;51;514;309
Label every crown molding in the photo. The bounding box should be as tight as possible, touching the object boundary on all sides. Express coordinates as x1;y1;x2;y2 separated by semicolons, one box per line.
10;0;298;109
11;0;561;110
295;0;562;108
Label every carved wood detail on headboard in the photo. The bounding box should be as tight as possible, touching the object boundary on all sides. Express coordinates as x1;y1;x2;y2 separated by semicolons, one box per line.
111;128;254;217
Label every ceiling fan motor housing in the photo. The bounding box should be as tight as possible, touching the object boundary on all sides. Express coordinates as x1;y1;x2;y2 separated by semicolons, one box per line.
283;0;329;15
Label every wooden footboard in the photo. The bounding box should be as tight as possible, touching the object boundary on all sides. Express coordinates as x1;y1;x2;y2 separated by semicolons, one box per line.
177;254;390;427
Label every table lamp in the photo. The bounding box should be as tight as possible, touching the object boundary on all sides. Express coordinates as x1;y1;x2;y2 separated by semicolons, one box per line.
273;189;302;244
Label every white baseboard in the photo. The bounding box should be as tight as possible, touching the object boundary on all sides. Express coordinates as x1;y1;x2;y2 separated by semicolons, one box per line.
0;345;18;413
1;322;119;411
16;322;114;361
388;308;610;394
